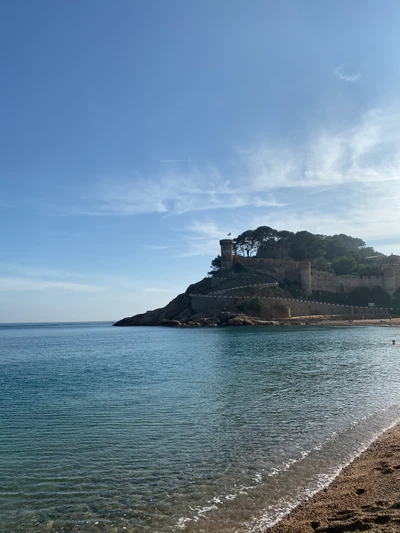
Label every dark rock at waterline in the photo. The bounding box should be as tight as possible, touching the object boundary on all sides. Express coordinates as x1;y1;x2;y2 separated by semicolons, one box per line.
160;319;183;327
113;293;192;326
113;289;278;327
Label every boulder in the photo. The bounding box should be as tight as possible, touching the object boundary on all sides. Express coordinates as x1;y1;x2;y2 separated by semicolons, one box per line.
227;315;254;326
160;319;182;327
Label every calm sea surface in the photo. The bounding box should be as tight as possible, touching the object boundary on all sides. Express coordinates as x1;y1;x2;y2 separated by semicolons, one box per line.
1;322;400;533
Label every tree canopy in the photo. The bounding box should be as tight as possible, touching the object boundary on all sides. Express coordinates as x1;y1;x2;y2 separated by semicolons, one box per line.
210;226;384;275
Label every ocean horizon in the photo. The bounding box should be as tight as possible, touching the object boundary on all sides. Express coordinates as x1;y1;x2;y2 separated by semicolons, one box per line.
1;321;400;533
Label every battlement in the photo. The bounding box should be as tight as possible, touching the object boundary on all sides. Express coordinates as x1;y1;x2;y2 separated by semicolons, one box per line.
219;241;399;296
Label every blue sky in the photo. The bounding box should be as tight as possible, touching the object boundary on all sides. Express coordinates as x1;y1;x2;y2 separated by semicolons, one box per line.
1;0;400;322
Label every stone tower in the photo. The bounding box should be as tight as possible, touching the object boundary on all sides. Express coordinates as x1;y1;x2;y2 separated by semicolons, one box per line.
220;239;233;270
299;261;312;295
383;266;395;296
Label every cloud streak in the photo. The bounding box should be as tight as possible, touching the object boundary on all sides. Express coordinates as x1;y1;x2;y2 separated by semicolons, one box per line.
180;107;400;256
0;277;103;292
48;105;400;259
74;107;399;219
334;64;362;82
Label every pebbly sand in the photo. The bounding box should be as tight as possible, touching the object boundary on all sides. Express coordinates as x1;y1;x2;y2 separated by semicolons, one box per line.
266;426;400;533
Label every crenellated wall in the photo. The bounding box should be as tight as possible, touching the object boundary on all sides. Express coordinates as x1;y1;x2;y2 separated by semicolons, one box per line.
236;256;301;282
311;270;387;292
310;270;337;292
219;241;399;296
190;293;391;318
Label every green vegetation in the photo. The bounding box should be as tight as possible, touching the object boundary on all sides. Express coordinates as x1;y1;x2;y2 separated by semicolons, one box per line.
209;226;400;314
209;255;221;274
232;258;247;274
208;227;400;313
236;296;262;315
311;287;392;308
210;226;384;276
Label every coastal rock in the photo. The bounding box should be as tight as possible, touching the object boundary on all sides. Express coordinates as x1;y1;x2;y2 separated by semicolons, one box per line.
185;277;213;295
215;311;237;324
113;293;191;326
160;319;182;327
113;274;288;327
227;314;254;326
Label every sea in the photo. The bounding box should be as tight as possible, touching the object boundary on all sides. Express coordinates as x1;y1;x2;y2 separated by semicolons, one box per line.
1;322;400;533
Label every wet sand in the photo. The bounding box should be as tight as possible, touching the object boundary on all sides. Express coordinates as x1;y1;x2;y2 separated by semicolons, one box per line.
266;426;400;533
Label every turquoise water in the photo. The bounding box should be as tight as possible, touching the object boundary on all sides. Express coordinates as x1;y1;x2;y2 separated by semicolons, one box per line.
1;322;400;533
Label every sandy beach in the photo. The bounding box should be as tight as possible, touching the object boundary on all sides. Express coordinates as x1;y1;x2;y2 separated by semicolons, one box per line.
286;317;400;328
266;426;400;532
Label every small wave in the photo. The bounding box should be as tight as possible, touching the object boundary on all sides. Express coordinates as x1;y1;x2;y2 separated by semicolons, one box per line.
175;517;192;530
172;406;400;533
251;406;400;531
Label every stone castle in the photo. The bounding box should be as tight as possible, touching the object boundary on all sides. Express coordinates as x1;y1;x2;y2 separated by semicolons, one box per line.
219;239;400;296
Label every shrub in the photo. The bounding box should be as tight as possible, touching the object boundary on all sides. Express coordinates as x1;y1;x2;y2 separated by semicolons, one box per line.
331;256;357;275
233;259;246;274
273;302;288;313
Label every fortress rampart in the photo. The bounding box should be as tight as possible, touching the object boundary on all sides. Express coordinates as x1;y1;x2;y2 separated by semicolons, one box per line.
219;239;399;296
190;293;391;318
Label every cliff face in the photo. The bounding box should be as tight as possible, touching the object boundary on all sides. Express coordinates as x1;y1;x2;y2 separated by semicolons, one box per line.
113;278;216;326
112;274;285;327
113;293;192;326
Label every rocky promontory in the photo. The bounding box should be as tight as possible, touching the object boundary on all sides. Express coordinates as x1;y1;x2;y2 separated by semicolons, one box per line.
113;274;288;327
113;292;193;327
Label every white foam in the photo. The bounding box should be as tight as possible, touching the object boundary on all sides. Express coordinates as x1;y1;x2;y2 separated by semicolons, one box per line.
174;516;192;529
173;409;400;532
250;414;400;532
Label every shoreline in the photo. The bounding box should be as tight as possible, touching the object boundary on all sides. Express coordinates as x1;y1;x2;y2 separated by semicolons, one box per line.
280;316;400;328
265;425;400;533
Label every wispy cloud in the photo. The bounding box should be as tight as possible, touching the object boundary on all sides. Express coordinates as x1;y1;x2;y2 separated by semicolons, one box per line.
143;244;171;250
0;263;87;280
244;107;400;190
0;277;102;292
334;64;362;82
47;105;400;258
180;107;400;256
71;107;400;219
0;265;145;293
0;264;102;292
160;159;196;163
86;170;285;217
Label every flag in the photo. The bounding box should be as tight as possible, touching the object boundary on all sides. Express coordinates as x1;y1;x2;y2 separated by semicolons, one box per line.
227;232;231;236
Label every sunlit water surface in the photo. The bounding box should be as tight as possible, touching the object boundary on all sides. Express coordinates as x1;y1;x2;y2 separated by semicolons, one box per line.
1;322;400;533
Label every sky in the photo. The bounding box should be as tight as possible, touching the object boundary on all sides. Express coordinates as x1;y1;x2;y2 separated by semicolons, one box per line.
1;0;400;322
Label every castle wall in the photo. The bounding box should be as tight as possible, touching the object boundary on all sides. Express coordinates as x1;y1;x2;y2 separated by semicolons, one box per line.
225;247;400;296
311;269;387;293
391;263;400;280
236;256;300;282
190;294;390;318
299;261;311;295
310;270;337;291
338;274;385;292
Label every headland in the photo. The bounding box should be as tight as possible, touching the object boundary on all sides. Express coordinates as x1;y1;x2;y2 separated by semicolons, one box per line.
114;229;399;326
